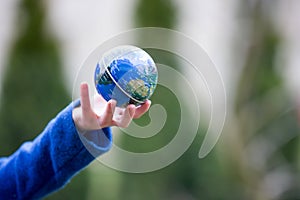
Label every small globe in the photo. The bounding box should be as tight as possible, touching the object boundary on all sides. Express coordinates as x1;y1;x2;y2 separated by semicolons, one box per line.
94;45;158;107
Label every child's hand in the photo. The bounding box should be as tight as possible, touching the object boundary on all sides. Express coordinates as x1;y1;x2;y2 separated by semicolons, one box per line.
72;82;151;132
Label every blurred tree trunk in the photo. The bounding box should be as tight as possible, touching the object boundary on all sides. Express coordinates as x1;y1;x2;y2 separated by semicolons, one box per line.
0;0;89;199
227;0;300;199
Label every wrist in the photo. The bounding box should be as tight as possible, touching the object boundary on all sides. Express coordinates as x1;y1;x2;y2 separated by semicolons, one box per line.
72;106;86;133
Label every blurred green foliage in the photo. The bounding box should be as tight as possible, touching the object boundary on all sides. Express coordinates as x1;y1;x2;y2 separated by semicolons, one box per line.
134;0;176;28
117;0;239;199
0;0;70;156
1;0;299;199
0;0;89;199
118;0;300;200
228;1;300;199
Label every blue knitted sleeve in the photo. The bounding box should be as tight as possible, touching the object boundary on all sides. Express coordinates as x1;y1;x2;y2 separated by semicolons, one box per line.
0;101;112;200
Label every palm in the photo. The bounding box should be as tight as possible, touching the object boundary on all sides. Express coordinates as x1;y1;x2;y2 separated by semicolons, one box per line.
72;83;151;132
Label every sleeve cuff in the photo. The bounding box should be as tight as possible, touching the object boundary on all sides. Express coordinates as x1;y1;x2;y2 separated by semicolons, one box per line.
78;128;112;158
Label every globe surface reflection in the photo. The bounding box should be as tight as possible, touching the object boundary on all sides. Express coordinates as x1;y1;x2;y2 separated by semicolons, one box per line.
94;45;158;107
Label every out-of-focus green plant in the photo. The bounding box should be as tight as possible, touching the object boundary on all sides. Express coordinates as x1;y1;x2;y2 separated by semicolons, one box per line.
0;0;89;199
118;0;300;199
225;1;300;199
0;0;70;156
117;1;240;199
134;0;175;28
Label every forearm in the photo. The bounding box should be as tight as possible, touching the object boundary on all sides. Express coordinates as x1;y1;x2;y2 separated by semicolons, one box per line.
0;101;112;200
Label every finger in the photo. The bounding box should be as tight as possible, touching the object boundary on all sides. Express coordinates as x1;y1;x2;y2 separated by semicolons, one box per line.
128;104;136;118
80;82;92;114
118;104;135;127
99;99;116;126
133;100;151;118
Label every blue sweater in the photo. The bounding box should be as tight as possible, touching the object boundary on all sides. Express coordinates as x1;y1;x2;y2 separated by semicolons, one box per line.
0;101;112;200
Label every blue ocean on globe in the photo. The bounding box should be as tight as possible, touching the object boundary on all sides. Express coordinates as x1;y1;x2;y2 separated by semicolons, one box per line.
94;45;158;107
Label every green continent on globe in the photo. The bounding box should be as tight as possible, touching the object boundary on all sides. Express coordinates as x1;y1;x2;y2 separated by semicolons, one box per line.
126;79;149;101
